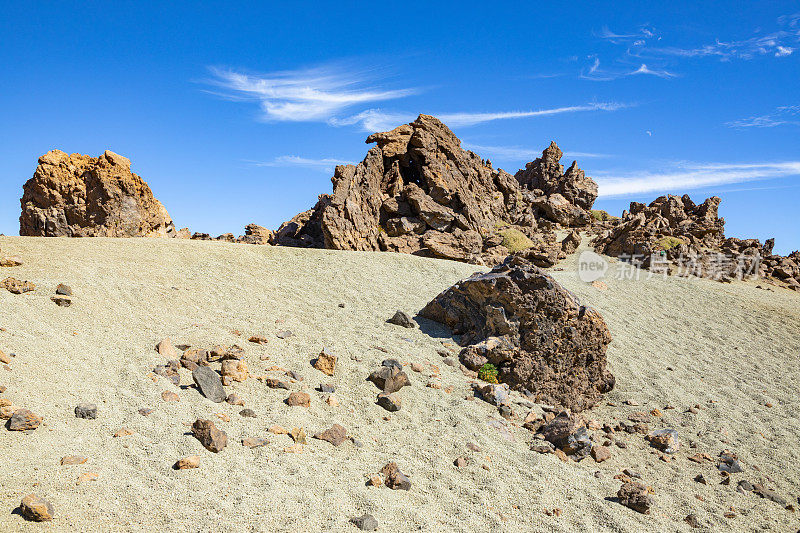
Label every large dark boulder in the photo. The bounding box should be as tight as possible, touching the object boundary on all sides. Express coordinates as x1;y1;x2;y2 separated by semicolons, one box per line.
420;255;614;412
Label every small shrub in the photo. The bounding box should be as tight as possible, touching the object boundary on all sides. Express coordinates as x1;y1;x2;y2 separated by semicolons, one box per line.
654;236;684;251
478;363;499;384
499;228;534;253
591;209;619;222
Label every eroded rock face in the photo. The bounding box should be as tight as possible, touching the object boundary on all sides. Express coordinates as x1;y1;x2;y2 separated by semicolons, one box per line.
593;195;725;260
272;115;597;265
420;255;614;412
20;150;175;237
592;194;800;288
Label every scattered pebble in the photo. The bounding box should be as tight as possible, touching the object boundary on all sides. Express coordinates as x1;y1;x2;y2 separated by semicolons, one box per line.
161;391;180;402
617;482;653;514
377;392;401;412
380;462;411;490
386;310;415;328
313;424;348;446
19;494;54;522
60;455;87;465
174;455;201;470
350;513;379;531
226;393;244;406
313;348;337;376
8;409;41;431
192;419;227;452
241;437;268;448
192;366;226;403
286;391;311;407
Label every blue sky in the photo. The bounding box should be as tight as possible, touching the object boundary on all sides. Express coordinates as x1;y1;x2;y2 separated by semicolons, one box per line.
1;1;798;253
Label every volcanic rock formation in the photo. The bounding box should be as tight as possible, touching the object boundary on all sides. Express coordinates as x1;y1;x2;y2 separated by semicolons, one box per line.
272;115;598;265
20;150;175;237
420;255;615;412
592;194;799;288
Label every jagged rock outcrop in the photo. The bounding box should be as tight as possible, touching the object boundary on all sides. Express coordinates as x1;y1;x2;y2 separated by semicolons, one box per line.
515;141;597;224
420;255;615;412
593;195;725;259
20;150;175;237
592;194;799;288
272;115;597;265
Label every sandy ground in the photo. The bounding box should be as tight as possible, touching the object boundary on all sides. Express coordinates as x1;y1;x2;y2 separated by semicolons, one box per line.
0;236;798;532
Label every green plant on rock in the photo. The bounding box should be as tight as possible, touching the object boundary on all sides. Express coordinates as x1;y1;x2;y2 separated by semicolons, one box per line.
591;209;619;222
478;363;499;384
498;228;534;253
654;236;684;251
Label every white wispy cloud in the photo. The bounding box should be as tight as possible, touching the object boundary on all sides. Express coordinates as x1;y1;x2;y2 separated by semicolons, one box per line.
649;32;798;61
581;57;677;81
463;143;609;162
631;64;677;78
328;109;415;131
207;63;628;133
726;105;800;128
246;155;355;172
595;161;800;197
206;64;417;122
335;102;628;131
590;15;799;83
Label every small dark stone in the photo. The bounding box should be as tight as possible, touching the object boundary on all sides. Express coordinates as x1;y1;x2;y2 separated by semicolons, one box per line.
387;310;415;328
154;364;180;386
265;378;290;390
498;404;513;419
694;474;707;485
350;514;378;531
287;370;303;381
753;483;787;506
191;418;227;452
563;427;592;460
381;462;412;490
192;366;226;403
55;283;72;296
377;392;401;412
313;424;348;446
736;480;753;493
684;514;701;529
74;403;98;419
239;409;257;418
50;296;72;307
718;450;743;473
617;482;653;514
319;383;336;393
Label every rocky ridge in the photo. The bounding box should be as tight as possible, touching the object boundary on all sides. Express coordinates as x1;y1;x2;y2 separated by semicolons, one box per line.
270;114;599;265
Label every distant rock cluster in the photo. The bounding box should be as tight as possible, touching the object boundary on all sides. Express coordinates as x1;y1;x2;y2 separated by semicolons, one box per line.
593;194;800;289
270;114;598;265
